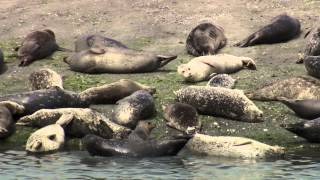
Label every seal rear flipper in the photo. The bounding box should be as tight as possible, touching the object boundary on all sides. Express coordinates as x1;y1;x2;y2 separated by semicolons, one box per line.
56;113;74;128
234;34;257;47
157;55;177;67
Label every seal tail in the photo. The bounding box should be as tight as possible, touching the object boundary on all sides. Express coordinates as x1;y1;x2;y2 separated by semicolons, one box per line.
234;34;256;47
57;46;73;52
157;55;177;67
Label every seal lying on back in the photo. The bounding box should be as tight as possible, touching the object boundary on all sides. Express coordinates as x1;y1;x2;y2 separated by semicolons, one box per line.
186;23;227;56
278;97;320;120
282;118;320;143
64;47;177;73
75;34;128;52
297;25;320;63
235;13;300;47
82;123;189;157
15;29;70;66
177;54;256;82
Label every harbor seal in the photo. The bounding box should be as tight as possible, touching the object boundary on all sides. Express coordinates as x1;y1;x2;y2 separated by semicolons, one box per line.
246;76;320;101
29;68;63;90
177;54;256;82
63;46;177;73
186;23;227;56
207;74;236;88
182;133;284;159
0;105;15;139
128;121;155;142
0;49;4;73
75;34;128;52
235;13;300;47
163;102;200;133
112;90;155;129
278;97;320;119
304;56;320;79
297;25;320;63
175;86;263;122
282;118;320;143
15;29;71;66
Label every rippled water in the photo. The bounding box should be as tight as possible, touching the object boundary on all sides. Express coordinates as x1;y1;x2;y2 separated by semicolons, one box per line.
1;149;320;180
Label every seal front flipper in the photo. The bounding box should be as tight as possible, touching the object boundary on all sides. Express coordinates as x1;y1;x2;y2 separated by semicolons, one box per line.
157;55;177;67
18;42;40;66
0;101;25;115
89;47;106;54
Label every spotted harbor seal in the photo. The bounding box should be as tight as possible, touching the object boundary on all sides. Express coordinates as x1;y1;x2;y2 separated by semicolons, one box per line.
15;29;71;66
177;54;256;82
163;102;200;133
112;90;155;129
75;34;128;52
282;118;320;143
207;74;236;88
304;56;320;79
186;23;227;56
82;124;189;157
235;14;300;47
182;133;284;159
246;76;320;101
278;97;320;119
17;108;131;139
63;46;177;73
297;25;320;63
29;68;63;90
175;86;263;122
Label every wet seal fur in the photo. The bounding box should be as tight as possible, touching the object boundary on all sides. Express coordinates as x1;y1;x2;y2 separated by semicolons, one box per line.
15;29;71;66
112;90;155;129
235;13;300;47
207;74;236;88
304;56;320;79
82;123;189;157
246;76;320;101
297;25;320;63
278;97;320;120
17;108;131;139
177;54;256;82
64;46;177;73
75;34;128;52
175;86;263;122
182;133;284;159
163;102;200;133
282;117;320;143
29;68;63;90
186;23;227;56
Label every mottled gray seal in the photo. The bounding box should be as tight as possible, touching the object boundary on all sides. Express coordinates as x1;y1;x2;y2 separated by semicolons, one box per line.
246;76;320;101
186;23;227;56
278;97;320;119
163;102;200;133
75;34;128;52
112;90;155;129
63;47;177;73
297;25;320;63
0;101;25;138
15;29;71;66
235;14;300;47
29;68;63;90
175;86;263;122
128;121;155;142
207;74;236;88
282;118;320;143
177;54;256;82
304;56;320;79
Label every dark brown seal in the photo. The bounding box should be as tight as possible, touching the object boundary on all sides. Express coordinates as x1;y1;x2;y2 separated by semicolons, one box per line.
235;13;300;47
0;49;4;73
186;23;227;56
16;29;71;66
278;97;320;119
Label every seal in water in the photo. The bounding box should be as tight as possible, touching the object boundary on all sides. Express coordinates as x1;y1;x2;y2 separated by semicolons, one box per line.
112;90;155;129
278;97;320;120
15;29;71;66
175;86;263;122
282;117;320;143
246;76;320;101
74;34;128;52
186;23;227;56
235;13;300;47
207;74;236;88
304;56;320;79
177;54;256;82
17;108;131;139
82;124;189;157
297;25;320;63
163;102;200;133
63;46;177;73
29;68;63;90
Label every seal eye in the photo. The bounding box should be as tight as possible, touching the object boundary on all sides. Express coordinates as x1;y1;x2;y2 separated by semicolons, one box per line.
48;134;56;141
188;68;190;71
